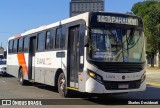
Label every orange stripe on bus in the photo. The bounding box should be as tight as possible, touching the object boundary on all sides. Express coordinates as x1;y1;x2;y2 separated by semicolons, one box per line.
17;53;28;75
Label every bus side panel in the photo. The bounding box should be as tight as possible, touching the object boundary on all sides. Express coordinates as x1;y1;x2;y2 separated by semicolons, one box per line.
7;53;29;79
34;51;62;86
16;53;29;80
7;54;19;78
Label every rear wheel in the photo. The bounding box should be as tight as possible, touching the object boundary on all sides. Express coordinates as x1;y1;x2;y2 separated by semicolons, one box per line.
19;68;27;85
1;72;6;77
58;73;71;97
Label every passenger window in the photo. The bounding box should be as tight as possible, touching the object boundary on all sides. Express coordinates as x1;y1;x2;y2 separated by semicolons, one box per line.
37;33;45;51
8;40;13;53
18;38;23;52
24;37;29;52
13;39;18;53
61;27;65;48
55;27;65;49
45;31;53;50
55;28;61;49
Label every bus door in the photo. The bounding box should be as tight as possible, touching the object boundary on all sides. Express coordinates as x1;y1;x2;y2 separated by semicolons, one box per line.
28;36;36;80
68;26;80;88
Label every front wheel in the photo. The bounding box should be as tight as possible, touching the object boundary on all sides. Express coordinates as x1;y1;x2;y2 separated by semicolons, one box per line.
58;73;71;97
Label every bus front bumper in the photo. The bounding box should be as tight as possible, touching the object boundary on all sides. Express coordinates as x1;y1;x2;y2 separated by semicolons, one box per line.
85;77;146;94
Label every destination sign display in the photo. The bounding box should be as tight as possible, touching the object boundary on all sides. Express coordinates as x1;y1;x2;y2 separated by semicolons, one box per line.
97;15;138;25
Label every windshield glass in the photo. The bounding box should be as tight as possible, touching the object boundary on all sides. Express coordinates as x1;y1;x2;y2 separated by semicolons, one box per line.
88;27;145;62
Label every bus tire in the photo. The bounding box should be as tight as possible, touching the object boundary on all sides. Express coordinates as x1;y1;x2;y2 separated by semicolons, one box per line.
58;72;70;97
19;68;27;85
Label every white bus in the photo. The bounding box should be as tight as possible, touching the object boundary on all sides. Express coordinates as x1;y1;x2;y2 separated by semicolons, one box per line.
7;12;146;97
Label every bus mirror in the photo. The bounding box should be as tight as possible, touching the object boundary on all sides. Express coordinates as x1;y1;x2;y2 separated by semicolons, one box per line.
84;36;89;47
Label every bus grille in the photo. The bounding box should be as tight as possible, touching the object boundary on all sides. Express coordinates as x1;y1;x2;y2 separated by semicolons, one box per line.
104;80;141;90
90;62;145;73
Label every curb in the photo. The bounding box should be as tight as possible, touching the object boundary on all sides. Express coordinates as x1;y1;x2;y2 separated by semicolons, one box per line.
147;82;160;87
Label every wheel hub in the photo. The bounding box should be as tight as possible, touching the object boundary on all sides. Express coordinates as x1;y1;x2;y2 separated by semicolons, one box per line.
60;78;65;91
20;75;23;82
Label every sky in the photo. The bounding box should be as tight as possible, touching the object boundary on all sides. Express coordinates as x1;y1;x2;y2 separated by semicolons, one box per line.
0;0;143;49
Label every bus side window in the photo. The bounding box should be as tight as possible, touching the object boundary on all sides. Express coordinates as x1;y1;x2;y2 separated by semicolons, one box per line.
13;39;18;53
24;37;29;52
8;40;13;54
55;28;61;49
61;27;65;49
37;33;45;51
55;27;65;49
18;37;23;52
45;30;53;50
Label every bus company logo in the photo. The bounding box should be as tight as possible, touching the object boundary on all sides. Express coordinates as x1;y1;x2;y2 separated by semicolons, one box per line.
2;100;11;105
122;75;125;80
106;75;116;79
37;58;52;65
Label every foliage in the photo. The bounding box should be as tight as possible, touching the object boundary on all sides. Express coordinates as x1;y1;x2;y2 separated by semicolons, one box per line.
132;1;160;52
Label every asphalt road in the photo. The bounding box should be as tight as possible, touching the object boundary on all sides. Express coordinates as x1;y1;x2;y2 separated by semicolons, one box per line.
0;69;160;108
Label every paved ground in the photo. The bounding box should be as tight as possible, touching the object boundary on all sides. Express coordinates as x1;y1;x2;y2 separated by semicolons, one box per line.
146;69;160;86
0;69;160;108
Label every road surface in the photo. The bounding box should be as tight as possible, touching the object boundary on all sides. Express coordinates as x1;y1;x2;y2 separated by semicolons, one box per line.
0;69;160;108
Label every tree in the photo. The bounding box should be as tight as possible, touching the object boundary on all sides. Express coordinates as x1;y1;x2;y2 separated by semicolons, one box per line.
132;1;160;67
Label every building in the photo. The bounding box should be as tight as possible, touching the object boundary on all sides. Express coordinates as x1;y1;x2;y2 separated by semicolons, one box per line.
70;0;104;17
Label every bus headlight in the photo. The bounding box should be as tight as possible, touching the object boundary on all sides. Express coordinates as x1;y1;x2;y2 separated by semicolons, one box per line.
141;71;146;83
88;70;103;84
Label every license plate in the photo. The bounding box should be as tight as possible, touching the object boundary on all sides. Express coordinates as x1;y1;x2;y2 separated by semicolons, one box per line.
118;84;129;89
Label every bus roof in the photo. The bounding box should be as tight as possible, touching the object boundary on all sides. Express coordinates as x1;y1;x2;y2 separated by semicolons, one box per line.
8;11;140;40
9;12;90;40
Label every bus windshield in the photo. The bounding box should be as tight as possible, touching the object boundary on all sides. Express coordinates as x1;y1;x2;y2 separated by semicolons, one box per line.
89;27;145;62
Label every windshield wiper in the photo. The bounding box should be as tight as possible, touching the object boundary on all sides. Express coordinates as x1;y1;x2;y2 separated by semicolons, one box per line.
125;28;141;50
127;28;135;46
